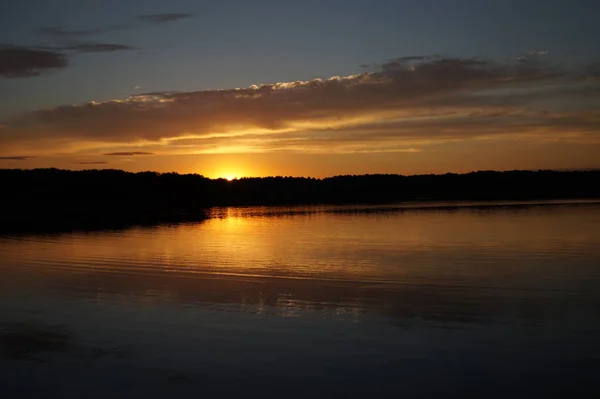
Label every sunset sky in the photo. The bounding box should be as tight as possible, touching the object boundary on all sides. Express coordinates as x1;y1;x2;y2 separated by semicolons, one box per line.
1;0;599;178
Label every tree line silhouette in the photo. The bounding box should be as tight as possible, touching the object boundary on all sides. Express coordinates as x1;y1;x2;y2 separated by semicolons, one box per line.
1;168;599;232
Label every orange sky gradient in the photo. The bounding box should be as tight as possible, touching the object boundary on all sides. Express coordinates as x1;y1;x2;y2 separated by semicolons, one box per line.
1;56;599;178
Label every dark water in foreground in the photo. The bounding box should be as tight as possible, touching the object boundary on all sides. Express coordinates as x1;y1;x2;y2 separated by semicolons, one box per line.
1;200;600;398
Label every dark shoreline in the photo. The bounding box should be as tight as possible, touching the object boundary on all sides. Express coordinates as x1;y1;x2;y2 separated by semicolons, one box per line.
1;168;599;234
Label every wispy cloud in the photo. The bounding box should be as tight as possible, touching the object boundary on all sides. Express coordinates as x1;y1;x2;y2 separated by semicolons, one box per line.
138;13;194;24
0;45;68;78
39;11;192;39
66;43;135;53
1;11;190;79
1;55;599;156
39;25;128;38
77;161;108;164
103;152;154;156
0;42;133;78
0;156;34;160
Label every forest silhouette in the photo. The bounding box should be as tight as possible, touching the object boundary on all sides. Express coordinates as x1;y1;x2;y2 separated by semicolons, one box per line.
1;168;599;232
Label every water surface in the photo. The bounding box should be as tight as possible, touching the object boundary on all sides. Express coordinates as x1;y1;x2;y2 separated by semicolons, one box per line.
1;201;600;398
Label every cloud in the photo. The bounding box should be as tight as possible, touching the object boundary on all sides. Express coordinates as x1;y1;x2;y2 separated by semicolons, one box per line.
0;42;132;78
139;107;599;155
39;25;128;37
66;43;135;53
76;161;108;164
0;45;68;78
1;55;599;156
0;156;34;160
39;11;193;39
10;12;190;78
517;50;549;61
377;55;437;71
138;13;194;23
0;36;132;79
103;152;154;156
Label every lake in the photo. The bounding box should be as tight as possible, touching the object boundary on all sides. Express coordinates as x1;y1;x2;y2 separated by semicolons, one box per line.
1;200;600;398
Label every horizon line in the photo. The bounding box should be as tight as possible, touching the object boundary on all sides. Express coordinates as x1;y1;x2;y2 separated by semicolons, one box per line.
1;167;599;181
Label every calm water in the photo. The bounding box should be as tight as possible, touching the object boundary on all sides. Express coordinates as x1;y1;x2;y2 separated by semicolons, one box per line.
1;201;600;398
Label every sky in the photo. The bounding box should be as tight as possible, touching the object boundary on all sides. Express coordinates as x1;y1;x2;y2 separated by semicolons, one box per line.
1;0;599;178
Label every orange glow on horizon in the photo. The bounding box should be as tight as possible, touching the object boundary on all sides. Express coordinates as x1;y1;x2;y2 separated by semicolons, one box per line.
201;158;263;180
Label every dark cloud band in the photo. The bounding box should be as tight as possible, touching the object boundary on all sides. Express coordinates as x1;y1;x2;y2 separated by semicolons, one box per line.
138;13;194;23
1;56;598;156
0;156;34;160
103;152;154;156
0;45;68;78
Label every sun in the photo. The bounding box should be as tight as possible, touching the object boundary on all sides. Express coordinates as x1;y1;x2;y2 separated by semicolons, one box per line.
212;166;250;180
